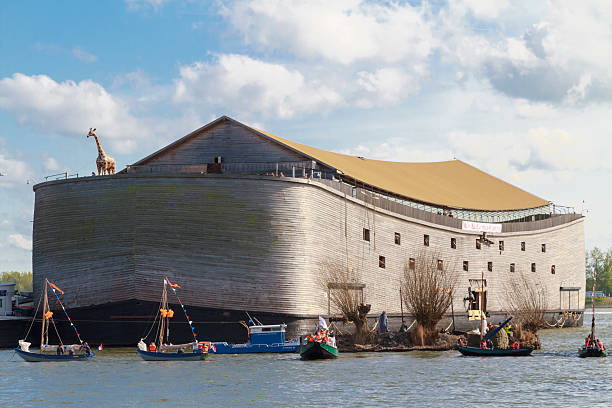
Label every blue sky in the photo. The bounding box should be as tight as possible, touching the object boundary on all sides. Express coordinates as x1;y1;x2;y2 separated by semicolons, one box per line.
1;0;611;270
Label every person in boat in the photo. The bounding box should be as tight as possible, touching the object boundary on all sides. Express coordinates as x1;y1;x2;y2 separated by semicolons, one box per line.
486;338;493;350
82;342;92;356
56;345;64;355
597;339;605;350
68;348;74;356
149;342;156;352
585;334;593;349
177;348;184;354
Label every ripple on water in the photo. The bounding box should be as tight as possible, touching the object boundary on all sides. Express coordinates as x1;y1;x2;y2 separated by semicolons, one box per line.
2;314;612;407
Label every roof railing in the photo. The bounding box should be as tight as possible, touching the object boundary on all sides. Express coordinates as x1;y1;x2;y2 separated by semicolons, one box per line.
121;161;581;229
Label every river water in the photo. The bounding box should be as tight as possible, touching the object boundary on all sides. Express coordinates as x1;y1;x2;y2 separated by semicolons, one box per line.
1;311;611;407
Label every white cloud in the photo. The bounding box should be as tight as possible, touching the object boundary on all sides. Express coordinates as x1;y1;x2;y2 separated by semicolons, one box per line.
8;233;32;251
173;54;343;119
73;47;98;63
458;0;511;19
355;68;420;107
441;0;612;104
222;0;436;65
0;150;32;188
43;156;61;172
0;73;147;153
512;98;557;119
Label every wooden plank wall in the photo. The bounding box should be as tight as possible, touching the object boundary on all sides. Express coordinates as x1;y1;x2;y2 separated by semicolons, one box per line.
33;174;585;320
141;120;307;166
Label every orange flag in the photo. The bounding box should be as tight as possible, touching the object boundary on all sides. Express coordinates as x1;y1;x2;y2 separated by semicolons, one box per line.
48;282;64;294
168;281;181;289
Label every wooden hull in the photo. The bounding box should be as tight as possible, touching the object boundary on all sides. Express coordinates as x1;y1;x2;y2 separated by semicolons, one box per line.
14;348;94;362
137;349;208;361
578;347;607;358
300;341;338;360
455;345;533;357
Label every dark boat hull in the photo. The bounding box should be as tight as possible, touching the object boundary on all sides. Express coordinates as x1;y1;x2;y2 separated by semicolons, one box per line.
136;349;208;361
300;341;338;360
455;344;533;356
578;347;607;358
14;348;94;362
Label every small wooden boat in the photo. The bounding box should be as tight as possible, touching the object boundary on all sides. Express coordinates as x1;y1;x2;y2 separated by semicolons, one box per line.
137;278;209;361
137;348;207;361
15;279;94;362
455;344;533;357
578;267;607;358
300;339;338;360
15;348;94;362
578;347;607;358
300;317;338;360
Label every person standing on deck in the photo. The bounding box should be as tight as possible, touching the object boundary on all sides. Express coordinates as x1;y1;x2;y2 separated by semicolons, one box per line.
378;311;388;333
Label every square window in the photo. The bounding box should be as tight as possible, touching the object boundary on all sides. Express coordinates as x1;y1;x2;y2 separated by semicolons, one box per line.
379;256;386;269
437;259;443;271
510;263;515;273
521;241;526;251
409;258;415;271
488;261;493;272
551;265;556;274
476;239;481;250
363;228;370;242
542;244;546;253
394;232;401;245
424;234;430;246
531;262;536;272
451;238;457;249
499;241;504;251
463;261;469;271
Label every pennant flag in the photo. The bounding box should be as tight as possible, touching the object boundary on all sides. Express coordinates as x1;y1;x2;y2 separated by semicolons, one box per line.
98;344;103;351
48;282;64;294
168;282;181;289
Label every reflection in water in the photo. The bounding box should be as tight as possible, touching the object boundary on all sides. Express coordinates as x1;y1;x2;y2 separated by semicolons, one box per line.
1;310;612;407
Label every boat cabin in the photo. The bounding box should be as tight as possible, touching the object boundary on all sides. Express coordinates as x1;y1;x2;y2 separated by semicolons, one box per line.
0;282;15;316
249;324;287;345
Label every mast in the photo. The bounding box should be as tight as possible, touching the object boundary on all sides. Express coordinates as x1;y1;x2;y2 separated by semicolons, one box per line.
40;279;48;349
159;280;167;347
480;269;484;344
591;262;597;341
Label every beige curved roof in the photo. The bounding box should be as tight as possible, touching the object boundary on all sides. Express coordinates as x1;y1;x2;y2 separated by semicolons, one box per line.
251;126;549;211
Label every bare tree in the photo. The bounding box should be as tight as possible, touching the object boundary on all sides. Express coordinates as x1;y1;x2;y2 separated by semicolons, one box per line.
504;272;547;335
318;260;370;343
401;251;458;345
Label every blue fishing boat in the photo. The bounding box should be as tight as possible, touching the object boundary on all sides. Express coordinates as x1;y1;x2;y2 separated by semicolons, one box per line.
15;279;95;362
211;323;299;354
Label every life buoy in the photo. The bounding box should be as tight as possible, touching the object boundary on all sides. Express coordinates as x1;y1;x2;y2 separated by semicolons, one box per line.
512;342;519;349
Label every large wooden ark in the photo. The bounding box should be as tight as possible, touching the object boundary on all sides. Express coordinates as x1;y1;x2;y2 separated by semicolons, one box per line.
32;116;586;344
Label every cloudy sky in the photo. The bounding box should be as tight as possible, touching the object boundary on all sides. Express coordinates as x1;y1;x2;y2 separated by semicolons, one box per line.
1;0;611;270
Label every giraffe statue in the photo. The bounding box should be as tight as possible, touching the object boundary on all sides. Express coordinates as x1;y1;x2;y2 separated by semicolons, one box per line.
87;128;116;175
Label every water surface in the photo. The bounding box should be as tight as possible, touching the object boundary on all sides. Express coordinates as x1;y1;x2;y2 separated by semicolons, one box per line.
2;311;611;407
